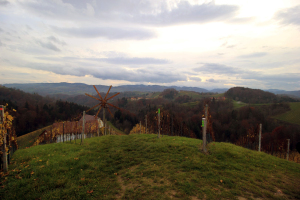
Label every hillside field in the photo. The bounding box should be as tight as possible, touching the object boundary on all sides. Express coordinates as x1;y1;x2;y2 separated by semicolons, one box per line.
1;134;300;200
273;102;300;125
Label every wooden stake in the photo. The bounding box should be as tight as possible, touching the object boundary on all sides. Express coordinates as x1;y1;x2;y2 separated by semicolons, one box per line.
203;104;208;153
63;122;65;143
259;124;262;152
145;115;147;134
81;111;85;145
103;108;106;135
287;139;290;161
1;105;8;172
158;108;160;138
140;121;141;134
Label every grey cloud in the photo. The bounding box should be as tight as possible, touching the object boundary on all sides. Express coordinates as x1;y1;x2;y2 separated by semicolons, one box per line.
194;63;245;75
90;57;169;65
21;1;239;26
238;52;268;58
194;62;300;86
53;26;156;40
189;77;202;82
47;36;67;45
134;1;238;25
26;63;186;83
37;41;60;52
206;78;219;83
26;25;32;30
36;56;169;65
0;0;9;6
275;5;300;26
242;73;300;83
0;28;3;32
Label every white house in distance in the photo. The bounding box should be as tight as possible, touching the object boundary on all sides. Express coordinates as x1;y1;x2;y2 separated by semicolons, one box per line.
78;114;104;128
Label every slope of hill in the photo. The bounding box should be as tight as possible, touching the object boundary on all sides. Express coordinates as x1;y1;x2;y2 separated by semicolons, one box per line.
1;135;299;200
273;102;300;125
0;86;93;136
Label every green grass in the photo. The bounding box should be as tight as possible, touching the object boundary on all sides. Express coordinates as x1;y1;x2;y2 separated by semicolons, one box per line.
2;134;300;200
273;102;300;125
233;100;247;109
17;126;52;149
106;121;126;135
182;101;200;107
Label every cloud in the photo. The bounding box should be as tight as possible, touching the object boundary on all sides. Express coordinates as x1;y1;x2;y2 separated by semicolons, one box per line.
37;41;60;52
25;63;186;83
227;17;256;24
133;1;238;26
20;1;239;26
36;56;169;65
53;26;156;40
0;40;3;46
194;63;245;75
238;52;268;58
0;0;9;6
206;78;219;83
90;57;169;65
275;5;300;26
189;77;201;82
47;36;66;46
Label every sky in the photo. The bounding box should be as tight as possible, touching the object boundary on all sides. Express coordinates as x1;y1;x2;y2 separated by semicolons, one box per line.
0;0;300;90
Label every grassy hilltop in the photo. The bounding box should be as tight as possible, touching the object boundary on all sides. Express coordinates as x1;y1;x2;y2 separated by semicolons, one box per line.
1;135;300;200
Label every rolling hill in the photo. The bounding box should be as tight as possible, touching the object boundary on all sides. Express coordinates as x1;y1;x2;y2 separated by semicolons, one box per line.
1;135;299;200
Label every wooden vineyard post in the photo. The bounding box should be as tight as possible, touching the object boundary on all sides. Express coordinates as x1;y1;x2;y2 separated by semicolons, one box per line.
81;111;85;145
97;120;99;136
202;104;208;153
145;115;147;134
287;139;290;161
140;121;141;134
103;108;106;136
63;122;65;143
258;124;262;152
1;105;8;172
158;108;161;138
171;114;173;136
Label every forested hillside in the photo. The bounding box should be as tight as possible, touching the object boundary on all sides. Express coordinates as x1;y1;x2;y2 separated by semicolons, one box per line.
0;86;94;136
107;89;300;152
225;87;298;104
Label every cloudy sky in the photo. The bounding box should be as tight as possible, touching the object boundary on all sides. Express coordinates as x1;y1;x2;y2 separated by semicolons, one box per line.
0;0;300;90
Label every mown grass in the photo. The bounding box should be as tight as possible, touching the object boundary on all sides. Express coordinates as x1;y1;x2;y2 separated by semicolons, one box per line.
1;134;300;200
17;125;52;149
273;102;300;125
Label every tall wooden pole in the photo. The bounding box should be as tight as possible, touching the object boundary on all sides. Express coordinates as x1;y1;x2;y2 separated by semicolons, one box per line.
158;108;160;138
1;105;8;172
258;124;262;152
203;104;208;153
81;111;85;145
171;114;173;136
140;121;141;134
63;122;65;143
287;139;290;161
103;107;106;135
145;115;147;134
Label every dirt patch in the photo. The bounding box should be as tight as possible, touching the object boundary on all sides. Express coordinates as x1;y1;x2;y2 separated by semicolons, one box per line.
115;176;126;199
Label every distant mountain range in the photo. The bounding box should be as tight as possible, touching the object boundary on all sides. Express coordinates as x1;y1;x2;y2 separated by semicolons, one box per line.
2;83;300;98
3;83;228;96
